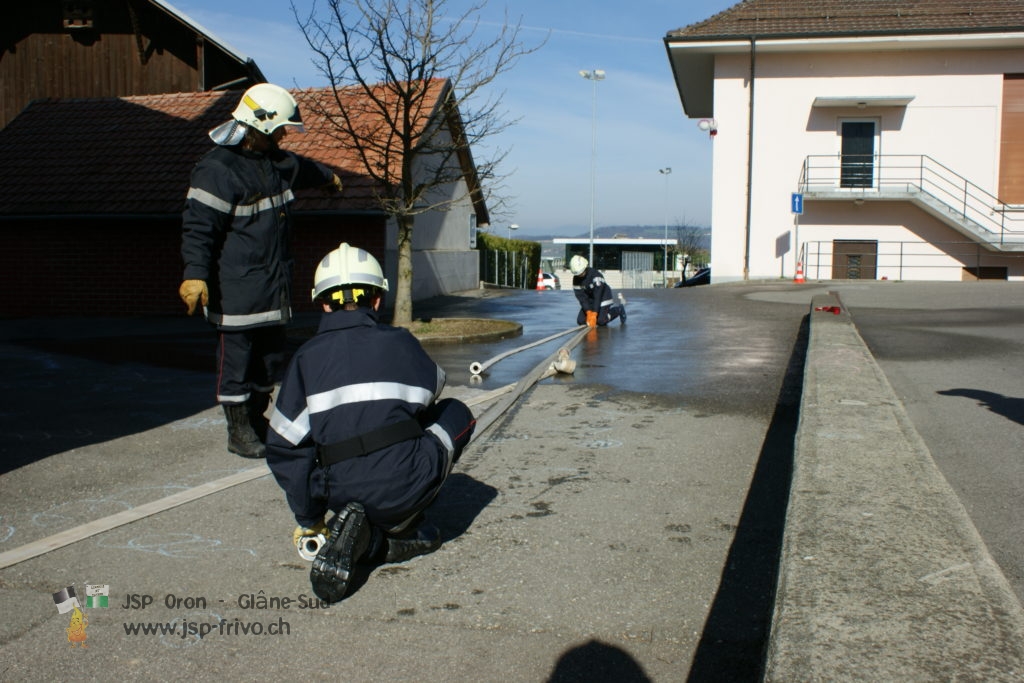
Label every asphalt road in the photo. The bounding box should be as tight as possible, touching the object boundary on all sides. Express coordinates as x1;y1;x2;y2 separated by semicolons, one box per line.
0;284;809;680
0;282;1019;680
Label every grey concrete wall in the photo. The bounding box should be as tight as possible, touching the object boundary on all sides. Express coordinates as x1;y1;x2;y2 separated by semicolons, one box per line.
765;292;1024;681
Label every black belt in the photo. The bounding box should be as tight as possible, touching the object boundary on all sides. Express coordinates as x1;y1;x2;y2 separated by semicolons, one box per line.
316;418;424;467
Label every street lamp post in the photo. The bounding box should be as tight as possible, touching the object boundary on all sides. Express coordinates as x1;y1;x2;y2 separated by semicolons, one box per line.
580;69;605;265
507;223;519;240
659;167;672;285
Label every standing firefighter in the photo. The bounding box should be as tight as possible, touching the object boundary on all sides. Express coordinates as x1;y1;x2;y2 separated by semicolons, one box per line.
569;254;627;327
266;243;476;603
179;83;342;458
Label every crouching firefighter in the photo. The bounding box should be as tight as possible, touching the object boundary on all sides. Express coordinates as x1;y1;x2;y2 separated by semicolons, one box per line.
569;254;626;327
265;243;476;603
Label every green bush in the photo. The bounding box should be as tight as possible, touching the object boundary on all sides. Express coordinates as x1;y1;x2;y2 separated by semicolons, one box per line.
476;232;542;288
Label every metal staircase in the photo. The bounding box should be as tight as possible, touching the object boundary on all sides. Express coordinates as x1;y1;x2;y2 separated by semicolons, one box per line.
799;155;1024;251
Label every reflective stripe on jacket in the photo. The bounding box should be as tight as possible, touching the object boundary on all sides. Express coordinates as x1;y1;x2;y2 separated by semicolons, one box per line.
181;144;333;330
266;309;448;528
573;268;616;324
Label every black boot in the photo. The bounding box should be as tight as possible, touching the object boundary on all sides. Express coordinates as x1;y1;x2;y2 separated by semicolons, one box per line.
222;403;266;458
247;392;271;443
310;502;372;603
384;521;442;563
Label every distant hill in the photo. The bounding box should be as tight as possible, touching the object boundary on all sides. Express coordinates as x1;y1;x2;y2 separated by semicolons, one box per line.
526;224;710;250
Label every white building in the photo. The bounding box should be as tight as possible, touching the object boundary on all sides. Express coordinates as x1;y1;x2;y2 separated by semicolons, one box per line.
666;0;1024;282
553;237;680;288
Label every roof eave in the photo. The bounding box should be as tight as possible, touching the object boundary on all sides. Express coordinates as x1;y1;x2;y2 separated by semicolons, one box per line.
666;28;1024;52
435;80;492;228
665;29;1024;119
664;36;715;119
148;0;265;77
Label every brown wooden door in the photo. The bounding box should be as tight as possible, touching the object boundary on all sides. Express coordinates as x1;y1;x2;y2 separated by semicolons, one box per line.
1000;74;1024;204
832;240;877;280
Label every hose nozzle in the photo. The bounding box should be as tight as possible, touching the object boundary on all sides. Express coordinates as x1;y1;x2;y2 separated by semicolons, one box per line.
297;533;327;561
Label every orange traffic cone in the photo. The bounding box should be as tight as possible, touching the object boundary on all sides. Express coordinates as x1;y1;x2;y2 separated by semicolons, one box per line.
536;269;544;290
794;261;805;284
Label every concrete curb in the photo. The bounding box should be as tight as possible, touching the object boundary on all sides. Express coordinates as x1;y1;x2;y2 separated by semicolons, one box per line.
765;291;1024;681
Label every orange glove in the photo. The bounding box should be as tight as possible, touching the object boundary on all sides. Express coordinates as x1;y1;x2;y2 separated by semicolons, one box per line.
585;310;598;327
179;279;208;316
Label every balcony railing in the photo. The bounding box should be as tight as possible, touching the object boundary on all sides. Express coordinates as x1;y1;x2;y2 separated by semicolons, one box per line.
803;239;1001;281
799;154;1024;246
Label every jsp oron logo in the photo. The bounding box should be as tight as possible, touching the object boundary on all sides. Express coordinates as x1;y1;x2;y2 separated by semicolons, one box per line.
52;584;108;648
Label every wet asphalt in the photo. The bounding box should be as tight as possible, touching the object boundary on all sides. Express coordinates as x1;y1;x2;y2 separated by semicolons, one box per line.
0;282;1020;680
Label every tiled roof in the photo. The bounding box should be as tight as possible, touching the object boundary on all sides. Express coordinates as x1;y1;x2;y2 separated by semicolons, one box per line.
668;0;1024;39
0;81;452;217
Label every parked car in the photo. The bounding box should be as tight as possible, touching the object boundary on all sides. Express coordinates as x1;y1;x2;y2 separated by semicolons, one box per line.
538;272;561;290
674;266;711;288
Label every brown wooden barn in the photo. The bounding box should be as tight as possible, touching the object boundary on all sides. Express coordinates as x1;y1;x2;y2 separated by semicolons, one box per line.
1;0;265;130
0;3;484;318
0;84;486;318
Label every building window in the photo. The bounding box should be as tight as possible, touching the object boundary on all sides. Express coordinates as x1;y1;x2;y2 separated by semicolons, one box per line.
62;0;95;30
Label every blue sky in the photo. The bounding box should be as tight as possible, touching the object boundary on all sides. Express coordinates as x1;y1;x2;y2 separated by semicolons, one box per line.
173;0;737;236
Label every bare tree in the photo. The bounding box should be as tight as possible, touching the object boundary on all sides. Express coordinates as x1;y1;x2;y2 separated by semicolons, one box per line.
674;220;710;264
293;0;541;325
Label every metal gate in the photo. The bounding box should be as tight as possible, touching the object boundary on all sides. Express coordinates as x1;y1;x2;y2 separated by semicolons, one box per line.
479;249;532;288
620;251;653;288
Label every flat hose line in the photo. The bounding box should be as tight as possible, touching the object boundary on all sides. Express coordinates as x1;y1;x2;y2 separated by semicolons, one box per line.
470;325;586;375
0;329;587;569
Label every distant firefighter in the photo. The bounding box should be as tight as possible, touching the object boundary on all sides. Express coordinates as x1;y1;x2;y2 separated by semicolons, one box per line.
569;255;626;327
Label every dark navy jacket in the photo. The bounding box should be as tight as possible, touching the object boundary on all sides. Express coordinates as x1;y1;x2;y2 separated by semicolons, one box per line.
266;309;448;528
572;267;618;325
181;144;334;331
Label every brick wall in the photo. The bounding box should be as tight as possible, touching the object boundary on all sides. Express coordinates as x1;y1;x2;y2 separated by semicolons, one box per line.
0;215;386;318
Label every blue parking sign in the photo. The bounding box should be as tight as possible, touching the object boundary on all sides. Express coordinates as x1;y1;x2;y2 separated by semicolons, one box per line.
791;192;804;215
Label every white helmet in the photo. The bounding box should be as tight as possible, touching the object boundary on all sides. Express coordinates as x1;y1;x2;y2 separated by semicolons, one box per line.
209;83;304;145
312;242;389;305
569;254;588;276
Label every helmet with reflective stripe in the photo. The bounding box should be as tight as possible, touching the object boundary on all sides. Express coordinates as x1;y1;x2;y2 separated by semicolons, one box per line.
569;254;588;276
312;242;389;305
209;84;305;144
232;83;303;135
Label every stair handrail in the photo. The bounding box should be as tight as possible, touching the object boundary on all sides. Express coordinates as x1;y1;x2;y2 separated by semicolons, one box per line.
800;154;1023;245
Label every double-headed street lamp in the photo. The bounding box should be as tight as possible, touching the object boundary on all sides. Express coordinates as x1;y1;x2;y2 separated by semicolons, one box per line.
659;167;672;284
580;69;605;265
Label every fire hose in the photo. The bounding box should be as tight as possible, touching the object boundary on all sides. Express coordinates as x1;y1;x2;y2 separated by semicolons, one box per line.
469;325;586;376
469;327;587;439
298;329;587;561
0;330;588;569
